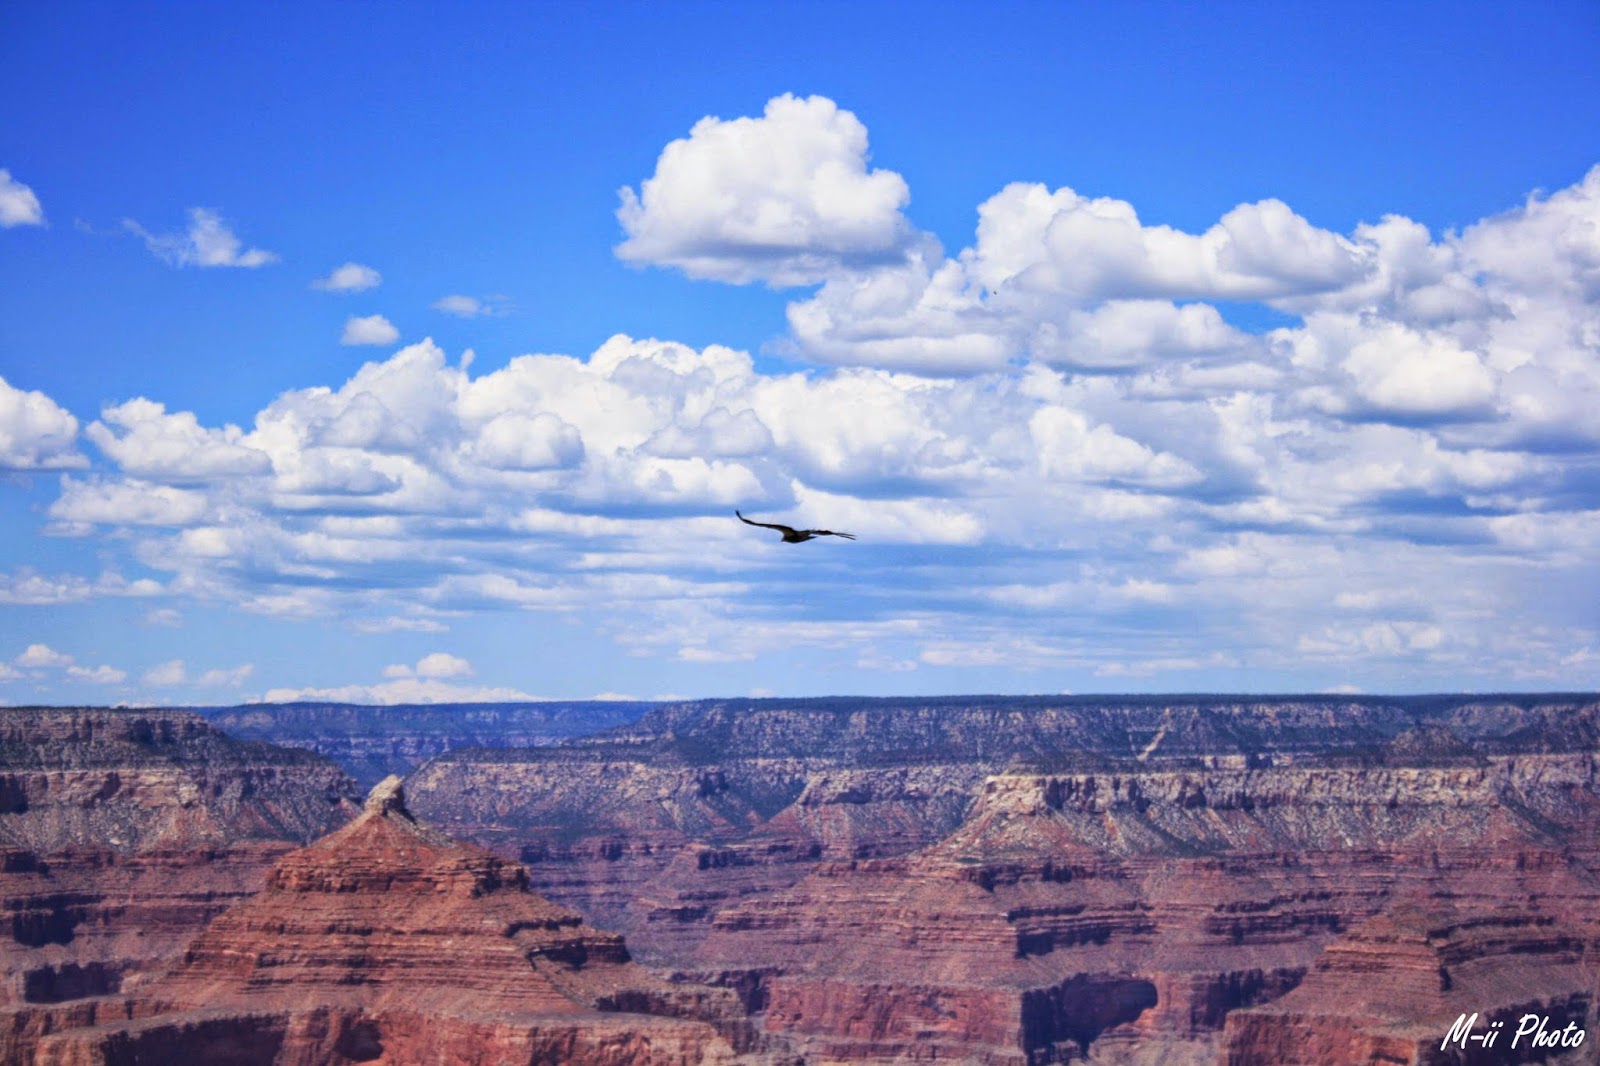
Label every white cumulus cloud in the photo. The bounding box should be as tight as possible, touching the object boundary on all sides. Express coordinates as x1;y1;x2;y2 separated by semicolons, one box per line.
1030;406;1202;488
466;412;585;470
341;314;401;346
0;374;84;470
780;182;1371;374
313;262;382;292
383;652;474;679
0;169;45;227
970;183;1366;303
86;399;270;480
16;643;74;669
51;477;210;527
12;643;125;685
1030;300;1251;371
616;93;918;286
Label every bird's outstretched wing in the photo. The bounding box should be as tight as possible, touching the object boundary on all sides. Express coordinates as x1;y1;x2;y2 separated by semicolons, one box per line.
737;510;799;534
807;528;856;540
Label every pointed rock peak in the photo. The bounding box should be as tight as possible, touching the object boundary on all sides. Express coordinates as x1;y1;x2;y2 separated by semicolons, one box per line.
364;774;411;819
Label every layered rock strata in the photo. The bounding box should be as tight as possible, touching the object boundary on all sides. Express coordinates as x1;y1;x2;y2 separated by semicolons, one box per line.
704;759;1600;1063
13;777;786;1065
407;695;1600;1063
0;707;357;853
1224;907;1598;1065
0;707;359;1010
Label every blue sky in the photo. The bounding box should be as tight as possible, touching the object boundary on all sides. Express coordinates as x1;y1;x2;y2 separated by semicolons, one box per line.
2;1;1598;704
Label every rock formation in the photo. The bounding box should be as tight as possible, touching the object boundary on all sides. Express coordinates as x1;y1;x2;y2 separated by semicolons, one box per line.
0;707;357;854
406;695;1600;1063
12;775;784;1065
1224;907;1597;1064
0;707;359;1011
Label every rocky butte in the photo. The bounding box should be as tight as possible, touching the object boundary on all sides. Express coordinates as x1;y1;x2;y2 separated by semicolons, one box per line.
10;776;790;1065
404;694;1600;1064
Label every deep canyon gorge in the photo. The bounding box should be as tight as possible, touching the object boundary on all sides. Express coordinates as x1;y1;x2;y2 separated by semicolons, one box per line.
3;696;1597;1064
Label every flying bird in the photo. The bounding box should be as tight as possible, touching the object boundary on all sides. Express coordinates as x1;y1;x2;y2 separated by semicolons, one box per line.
736;511;856;543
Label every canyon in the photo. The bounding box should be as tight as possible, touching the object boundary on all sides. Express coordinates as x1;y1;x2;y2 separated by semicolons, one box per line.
408;696;1600;1064
3;695;1597;1064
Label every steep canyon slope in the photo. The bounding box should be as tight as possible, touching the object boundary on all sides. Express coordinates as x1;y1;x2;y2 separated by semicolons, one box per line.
406;695;1600;1064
